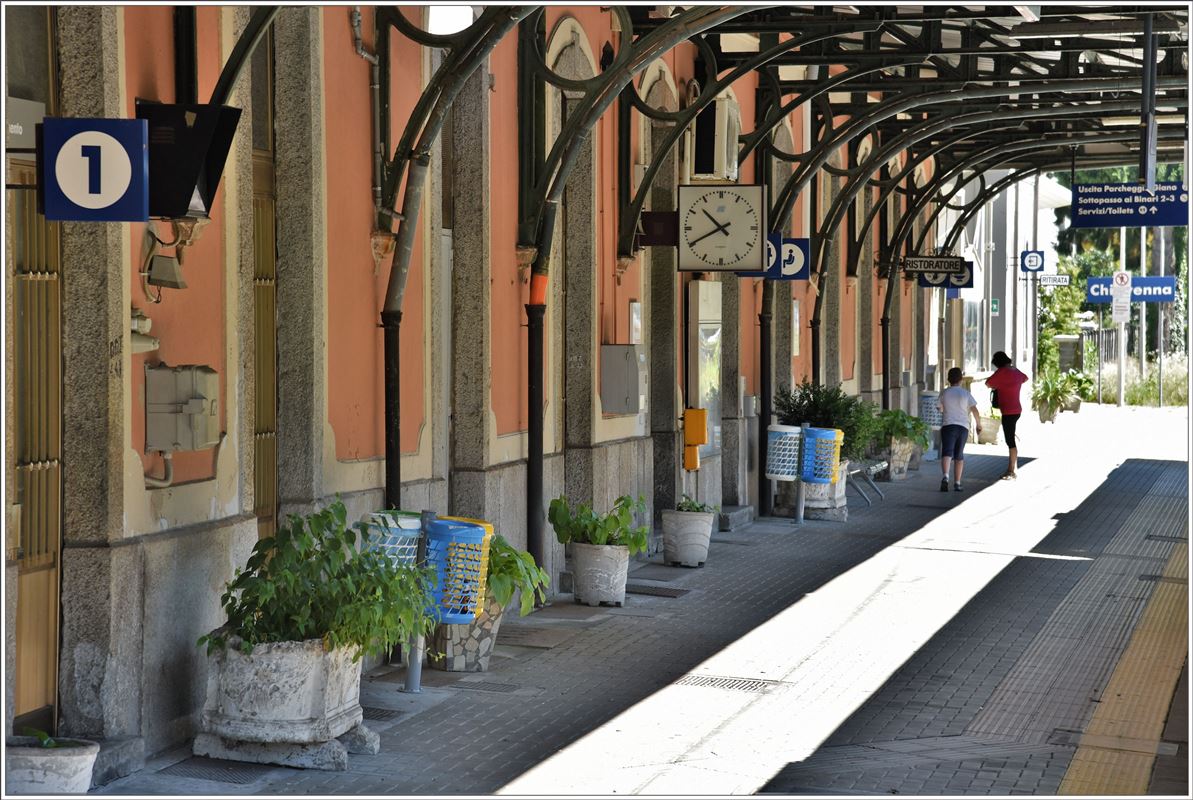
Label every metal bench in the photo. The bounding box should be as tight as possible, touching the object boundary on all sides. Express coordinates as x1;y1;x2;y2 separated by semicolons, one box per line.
847;460;888;506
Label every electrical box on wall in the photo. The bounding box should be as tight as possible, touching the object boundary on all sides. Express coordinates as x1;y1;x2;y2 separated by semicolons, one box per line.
145;363;220;452
600;344;648;415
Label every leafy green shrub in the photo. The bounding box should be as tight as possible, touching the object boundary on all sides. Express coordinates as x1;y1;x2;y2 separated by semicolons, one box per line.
548;494;649;555
1065;369;1095;402
676;494;717;513
485;535;549;617
875;408;930;449
773;381;879;460
1031;369;1077;415
198;500;436;659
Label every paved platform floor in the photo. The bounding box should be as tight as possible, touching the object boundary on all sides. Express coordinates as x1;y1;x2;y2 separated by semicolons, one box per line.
94;405;1188;797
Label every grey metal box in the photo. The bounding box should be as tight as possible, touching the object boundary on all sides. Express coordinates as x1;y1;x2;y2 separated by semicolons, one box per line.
600;344;648;415
145;363;220;452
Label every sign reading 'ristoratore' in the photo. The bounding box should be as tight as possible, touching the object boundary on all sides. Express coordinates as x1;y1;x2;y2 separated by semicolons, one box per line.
1071;182;1188;228
902;255;964;275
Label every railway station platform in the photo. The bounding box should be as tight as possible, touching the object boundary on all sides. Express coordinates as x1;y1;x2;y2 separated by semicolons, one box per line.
95;404;1188;797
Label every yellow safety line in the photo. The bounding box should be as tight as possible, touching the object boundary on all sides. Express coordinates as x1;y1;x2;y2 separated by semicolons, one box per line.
1059;542;1188;796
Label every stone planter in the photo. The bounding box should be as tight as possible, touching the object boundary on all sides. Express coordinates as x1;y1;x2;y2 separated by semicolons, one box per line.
887;438;916;481
428;591;505;672
661;510;715;567
1064;397;1082;413
978;417;1000;445
571;542;629;606
908;443;923;471
804;458;848;522
1037;406;1058;424
4;736;99;795
194;637;378;770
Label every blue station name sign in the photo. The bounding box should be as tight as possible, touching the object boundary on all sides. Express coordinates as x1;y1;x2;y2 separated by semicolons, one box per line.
1071;182;1188;229
1086;275;1176;303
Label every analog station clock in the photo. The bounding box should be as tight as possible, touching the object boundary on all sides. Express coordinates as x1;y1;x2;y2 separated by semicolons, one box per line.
677;184;767;272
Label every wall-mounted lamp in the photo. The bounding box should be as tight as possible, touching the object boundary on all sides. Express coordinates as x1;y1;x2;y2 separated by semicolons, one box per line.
147;254;186;289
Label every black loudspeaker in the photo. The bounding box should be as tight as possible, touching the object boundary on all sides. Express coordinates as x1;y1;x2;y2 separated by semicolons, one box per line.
135;100;241;219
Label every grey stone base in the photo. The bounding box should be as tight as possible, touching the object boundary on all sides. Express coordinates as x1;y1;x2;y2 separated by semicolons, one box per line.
192;722;377;771
718;505;755;531
805;505;849;522
91;736;146;787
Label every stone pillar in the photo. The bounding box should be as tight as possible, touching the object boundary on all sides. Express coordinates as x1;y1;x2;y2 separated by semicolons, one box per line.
449;67;494;519
720;276;747;506
55;6;144;746
774;282;793;392
648;132;681;518
274;9;326;513
858;192;875;400
823;172;842;387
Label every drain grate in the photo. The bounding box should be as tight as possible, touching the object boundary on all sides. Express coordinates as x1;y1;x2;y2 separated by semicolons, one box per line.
625;583;690;598
675;674;779;693
1145;534;1187;543
455;681;521;693
158;756;276;784
711;539;755;546
362;706;403;721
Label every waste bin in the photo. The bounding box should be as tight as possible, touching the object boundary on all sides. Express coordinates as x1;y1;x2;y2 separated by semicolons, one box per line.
801;427;843;484
765;424;803;482
918;391;943;428
424;518;493;624
367;510;422;566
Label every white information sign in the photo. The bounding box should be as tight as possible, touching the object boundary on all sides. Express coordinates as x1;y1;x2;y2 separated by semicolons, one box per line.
1039;274;1071;287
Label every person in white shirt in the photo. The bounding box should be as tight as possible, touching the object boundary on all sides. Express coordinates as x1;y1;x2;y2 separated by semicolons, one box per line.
937;367;981;492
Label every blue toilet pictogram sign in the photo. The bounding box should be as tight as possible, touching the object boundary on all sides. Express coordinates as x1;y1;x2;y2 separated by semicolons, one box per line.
38;117;149;222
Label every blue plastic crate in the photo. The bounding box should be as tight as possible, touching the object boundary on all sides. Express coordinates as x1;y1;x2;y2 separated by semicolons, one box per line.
765;424;803;482
424;519;492;624
801;427;843;484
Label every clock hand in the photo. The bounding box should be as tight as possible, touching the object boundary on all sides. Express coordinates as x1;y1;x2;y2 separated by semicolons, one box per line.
688;225;728;247
702;209;731;236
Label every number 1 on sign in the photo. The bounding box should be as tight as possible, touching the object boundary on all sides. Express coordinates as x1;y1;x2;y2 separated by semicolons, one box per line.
81;145;102;194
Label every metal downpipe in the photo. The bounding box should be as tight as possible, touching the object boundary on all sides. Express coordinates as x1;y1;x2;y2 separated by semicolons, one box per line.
382;310;402;509
758;282;773;517
526;304;546;575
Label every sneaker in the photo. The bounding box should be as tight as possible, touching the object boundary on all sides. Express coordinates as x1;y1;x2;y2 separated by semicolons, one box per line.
940;478;950;492
1000;472;1017;481
954;483;964;492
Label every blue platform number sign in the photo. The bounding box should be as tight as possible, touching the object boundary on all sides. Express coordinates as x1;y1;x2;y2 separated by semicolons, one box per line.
40;117;148;222
1020;250;1045;272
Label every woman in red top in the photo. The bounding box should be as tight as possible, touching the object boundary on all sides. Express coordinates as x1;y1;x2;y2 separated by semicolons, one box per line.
985;351;1028;480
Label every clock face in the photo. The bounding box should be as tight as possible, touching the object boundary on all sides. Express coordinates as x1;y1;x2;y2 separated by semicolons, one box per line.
677;185;767;271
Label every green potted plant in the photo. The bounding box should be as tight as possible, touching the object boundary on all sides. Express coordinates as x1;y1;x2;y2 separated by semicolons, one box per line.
874;408;929;480
5;728;100;794
978;408;1001;445
429;534;549;672
661;494;719;568
773;382;878;518
1031;369;1076;424
193;500;436;770
1064;369;1093;412
549;494;648;606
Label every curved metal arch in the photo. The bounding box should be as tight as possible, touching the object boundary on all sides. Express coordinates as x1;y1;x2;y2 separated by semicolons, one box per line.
612;23;893;257
845;126;1017;277
386;5;497;49
808;97;1146;296
525;5;754;275
380;6;531;217
531;7;636;93
622;34;722;125
383;7;533;312
768;73;1187;230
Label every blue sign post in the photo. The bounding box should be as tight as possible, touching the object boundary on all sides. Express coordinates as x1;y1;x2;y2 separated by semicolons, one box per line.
38;117;148;222
738;235;810;280
1086;276;1176;303
1071;182;1188;228
1020;250;1045;272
